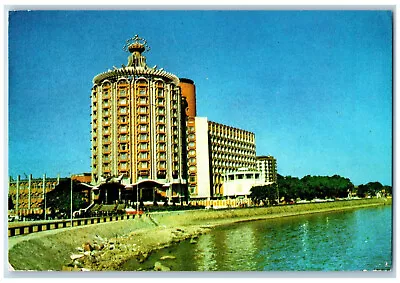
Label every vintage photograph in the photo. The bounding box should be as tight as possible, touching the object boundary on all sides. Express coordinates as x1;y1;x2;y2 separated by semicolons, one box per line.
6;8;392;274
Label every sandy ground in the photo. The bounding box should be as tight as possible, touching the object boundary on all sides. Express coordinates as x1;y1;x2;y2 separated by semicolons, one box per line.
7;198;391;271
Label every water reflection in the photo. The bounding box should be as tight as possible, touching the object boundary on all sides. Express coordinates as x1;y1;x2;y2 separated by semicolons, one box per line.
195;233;217;270
122;206;392;271
193;225;258;270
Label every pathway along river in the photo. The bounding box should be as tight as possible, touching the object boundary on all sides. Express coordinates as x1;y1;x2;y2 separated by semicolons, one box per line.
122;205;392;271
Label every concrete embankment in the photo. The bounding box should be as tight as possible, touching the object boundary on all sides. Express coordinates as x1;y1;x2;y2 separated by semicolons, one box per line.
8;198;391;271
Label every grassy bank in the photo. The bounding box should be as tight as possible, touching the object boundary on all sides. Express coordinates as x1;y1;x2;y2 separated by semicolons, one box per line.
8;198;391;271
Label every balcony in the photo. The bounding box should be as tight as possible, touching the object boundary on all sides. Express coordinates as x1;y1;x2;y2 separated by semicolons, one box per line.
137;90;147;97
118;120;128;125
139;170;149;176
137;99;148;106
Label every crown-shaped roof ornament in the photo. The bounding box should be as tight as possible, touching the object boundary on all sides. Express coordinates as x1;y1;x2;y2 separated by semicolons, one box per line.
123;34;151;54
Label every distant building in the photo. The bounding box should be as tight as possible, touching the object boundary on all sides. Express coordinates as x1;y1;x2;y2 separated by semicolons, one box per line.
188;117;257;199
8;174;60;216
256;155;277;184
208;121;257;197
223;169;266;197
71;173;92;183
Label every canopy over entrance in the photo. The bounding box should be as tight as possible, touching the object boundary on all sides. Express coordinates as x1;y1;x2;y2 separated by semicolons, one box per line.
124;179;170;189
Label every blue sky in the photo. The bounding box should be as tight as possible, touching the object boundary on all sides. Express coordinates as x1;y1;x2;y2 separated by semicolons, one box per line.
8;10;392;186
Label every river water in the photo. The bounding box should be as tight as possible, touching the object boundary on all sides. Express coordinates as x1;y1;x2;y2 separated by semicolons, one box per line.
123;205;392;272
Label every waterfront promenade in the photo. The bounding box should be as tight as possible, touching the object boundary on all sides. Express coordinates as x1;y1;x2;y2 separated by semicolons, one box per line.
8;198;391;271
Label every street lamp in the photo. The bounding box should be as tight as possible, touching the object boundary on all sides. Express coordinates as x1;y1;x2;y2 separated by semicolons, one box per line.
137;182;139;214
70;175;73;226
43;174;46;220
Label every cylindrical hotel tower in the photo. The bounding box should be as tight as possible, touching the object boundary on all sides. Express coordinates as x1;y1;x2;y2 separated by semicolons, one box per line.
179;78;196;117
90;35;187;192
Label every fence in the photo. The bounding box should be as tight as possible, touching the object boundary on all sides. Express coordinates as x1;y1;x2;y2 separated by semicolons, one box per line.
8;214;135;237
190;198;253;208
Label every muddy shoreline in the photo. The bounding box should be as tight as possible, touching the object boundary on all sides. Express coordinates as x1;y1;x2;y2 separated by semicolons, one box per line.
8;198;391;271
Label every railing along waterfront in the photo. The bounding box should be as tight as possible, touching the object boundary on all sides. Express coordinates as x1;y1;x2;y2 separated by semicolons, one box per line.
8;214;136;237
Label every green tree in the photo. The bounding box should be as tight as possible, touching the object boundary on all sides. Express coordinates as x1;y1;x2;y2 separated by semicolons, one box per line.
265;183;278;206
250;185;267;206
43;179;88;216
357;182;384;197
250;184;278;206
277;175;302;201
382;185;392;196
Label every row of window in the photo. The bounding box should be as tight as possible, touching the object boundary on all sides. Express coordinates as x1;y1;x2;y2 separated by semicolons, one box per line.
209;124;254;143
212;151;256;160
211;138;255;150
225;173;261;181
211;147;255;158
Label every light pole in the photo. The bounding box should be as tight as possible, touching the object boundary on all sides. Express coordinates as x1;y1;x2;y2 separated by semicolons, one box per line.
136;182;139;213
43;174;46;220
70;175;73;226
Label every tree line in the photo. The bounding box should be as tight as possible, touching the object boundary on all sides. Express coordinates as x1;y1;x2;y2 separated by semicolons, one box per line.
250;174;392;206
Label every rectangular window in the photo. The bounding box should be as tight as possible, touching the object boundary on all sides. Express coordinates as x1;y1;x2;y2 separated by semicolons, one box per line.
140;115;147;122
120;153;127;160
120;125;127;133
157;89;163;97
158;116;165;123
139;97;147;104
140;162;148;169
159;143;166;150
139;143;148;150
139;89;146;95
158;107;165;114
139;152;148;159
140;125;147;132
119;98;127;105
158;134;166;141
139;107;147;114
140;134;147;141
120;90;126;95
120;107;127;114
158;125;165;132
